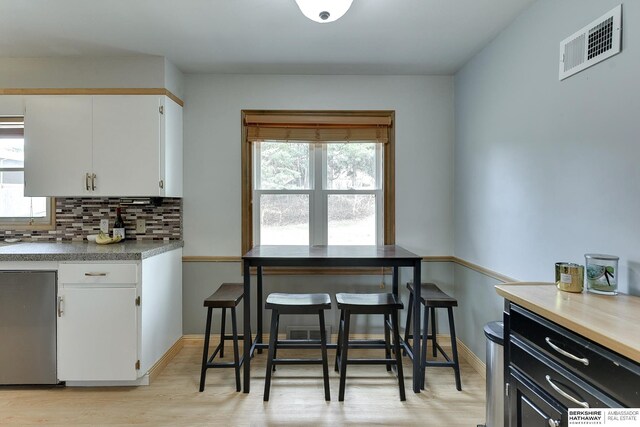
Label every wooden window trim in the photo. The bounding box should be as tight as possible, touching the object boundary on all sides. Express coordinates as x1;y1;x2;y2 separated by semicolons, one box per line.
241;110;395;274
0;198;56;231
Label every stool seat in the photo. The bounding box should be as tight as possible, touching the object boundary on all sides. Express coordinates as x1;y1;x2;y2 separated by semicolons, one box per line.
406;282;457;307
204;283;244;308
336;293;403;312
266;293;332;311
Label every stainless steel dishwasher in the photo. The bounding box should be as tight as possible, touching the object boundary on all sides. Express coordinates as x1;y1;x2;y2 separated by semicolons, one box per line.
0;271;58;385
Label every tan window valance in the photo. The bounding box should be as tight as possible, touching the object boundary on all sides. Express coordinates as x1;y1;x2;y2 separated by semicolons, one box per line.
0;117;24;138
244;113;391;143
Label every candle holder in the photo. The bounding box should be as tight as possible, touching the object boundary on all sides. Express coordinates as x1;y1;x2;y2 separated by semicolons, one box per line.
585;254;619;295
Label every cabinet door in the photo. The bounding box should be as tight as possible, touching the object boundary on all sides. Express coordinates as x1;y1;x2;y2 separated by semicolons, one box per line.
509;370;565;427
92;95;162;196
24;96;93;196
57;286;138;381
163;97;183;197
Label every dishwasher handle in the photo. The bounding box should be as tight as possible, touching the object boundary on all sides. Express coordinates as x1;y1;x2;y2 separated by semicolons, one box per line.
57;296;64;317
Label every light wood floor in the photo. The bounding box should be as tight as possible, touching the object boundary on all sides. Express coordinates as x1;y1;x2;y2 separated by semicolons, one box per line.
0;340;487;426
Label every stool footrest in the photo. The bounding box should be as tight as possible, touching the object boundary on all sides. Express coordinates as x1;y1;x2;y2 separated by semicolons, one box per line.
345;358;399;365
275;339;323;346
220;334;249;340
206;357;245;369
346;340;388;349
424;361;456;367
273;358;325;365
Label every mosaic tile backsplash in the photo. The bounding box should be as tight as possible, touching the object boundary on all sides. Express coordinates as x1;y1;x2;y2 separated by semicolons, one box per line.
3;197;182;242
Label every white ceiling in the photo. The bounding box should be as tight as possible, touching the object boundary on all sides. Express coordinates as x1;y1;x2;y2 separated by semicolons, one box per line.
0;0;536;75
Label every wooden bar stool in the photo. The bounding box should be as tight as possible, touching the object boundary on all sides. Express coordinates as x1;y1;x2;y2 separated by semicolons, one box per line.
335;293;405;401
264;293;332;402
403;282;461;390
199;283;248;392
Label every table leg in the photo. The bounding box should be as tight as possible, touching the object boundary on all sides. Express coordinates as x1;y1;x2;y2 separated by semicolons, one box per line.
257;266;263;354
243;261;251;393
392;266;399;296
413;260;421;393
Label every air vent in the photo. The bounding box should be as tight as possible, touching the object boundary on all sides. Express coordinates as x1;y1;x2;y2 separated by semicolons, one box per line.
286;326;332;341
559;5;622;80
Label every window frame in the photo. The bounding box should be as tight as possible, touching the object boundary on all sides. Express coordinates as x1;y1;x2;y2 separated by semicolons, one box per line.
0;117;55;230
252;142;384;246
241;110;395;260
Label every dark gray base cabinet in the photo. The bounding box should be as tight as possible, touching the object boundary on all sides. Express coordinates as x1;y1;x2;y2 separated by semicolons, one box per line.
509;368;564;427
504;302;640;427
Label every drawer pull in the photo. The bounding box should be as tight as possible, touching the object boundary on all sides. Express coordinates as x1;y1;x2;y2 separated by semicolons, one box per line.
545;337;589;366
84;272;108;277
545;375;589;408
57;296;64;317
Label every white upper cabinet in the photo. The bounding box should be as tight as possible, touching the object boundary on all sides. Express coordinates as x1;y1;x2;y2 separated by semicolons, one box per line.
24;95;183;197
24;96;93;196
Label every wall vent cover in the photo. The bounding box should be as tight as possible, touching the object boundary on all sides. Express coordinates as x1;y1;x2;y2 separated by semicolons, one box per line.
286;326;331;341
559;5;622;80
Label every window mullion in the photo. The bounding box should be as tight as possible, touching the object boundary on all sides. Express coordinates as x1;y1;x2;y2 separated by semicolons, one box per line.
311;143;326;245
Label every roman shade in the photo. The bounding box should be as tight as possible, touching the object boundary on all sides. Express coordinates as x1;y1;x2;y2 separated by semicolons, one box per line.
244;113;391;143
0;117;24;138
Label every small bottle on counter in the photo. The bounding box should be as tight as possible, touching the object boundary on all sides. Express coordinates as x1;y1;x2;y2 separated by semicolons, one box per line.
113;207;126;240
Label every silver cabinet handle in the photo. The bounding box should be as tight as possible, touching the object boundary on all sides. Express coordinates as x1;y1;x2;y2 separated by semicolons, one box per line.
545;375;589;408
545;337;589;366
548;419;560;427
85;173;91;191
57;296;64;317
91;173;97;191
84;272;107;277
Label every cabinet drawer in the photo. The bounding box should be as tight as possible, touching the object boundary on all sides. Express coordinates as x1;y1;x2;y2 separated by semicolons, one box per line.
58;263;138;284
511;337;620;410
510;304;640;407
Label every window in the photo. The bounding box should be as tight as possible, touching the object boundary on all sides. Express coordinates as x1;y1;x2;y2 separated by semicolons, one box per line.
242;111;395;254
0;117;53;228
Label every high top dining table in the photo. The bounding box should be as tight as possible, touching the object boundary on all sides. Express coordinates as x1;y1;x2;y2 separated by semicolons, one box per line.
242;245;423;393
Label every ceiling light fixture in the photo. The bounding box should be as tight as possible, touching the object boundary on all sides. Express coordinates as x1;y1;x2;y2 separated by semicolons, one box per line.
294;0;354;24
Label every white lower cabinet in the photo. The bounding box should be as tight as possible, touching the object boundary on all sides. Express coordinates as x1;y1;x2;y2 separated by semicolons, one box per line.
57;262;140;382
56;249;183;384
57;285;138;381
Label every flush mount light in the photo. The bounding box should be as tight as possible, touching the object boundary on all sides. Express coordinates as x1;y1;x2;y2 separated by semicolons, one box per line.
294;0;354;24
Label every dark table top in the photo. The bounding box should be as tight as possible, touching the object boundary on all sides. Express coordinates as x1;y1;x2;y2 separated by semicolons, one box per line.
243;245;421;262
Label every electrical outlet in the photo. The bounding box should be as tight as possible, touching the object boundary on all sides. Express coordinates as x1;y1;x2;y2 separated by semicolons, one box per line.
100;219;109;233
136;219;146;233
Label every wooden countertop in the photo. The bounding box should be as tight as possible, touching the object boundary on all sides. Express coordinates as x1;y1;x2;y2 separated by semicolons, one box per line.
496;282;640;363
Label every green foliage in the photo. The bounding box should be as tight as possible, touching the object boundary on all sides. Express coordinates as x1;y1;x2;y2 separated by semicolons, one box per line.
327;143;376;189
260;142;309;189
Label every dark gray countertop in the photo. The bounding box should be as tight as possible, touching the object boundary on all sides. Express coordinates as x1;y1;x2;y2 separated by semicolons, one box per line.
0;241;183;261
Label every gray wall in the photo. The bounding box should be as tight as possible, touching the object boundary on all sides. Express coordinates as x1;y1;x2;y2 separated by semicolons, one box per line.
453;265;504;364
182;74;455;257
181;74;457;337
455;0;640;295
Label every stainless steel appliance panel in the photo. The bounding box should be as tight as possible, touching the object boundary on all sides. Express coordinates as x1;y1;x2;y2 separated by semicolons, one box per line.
0;271;57;385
